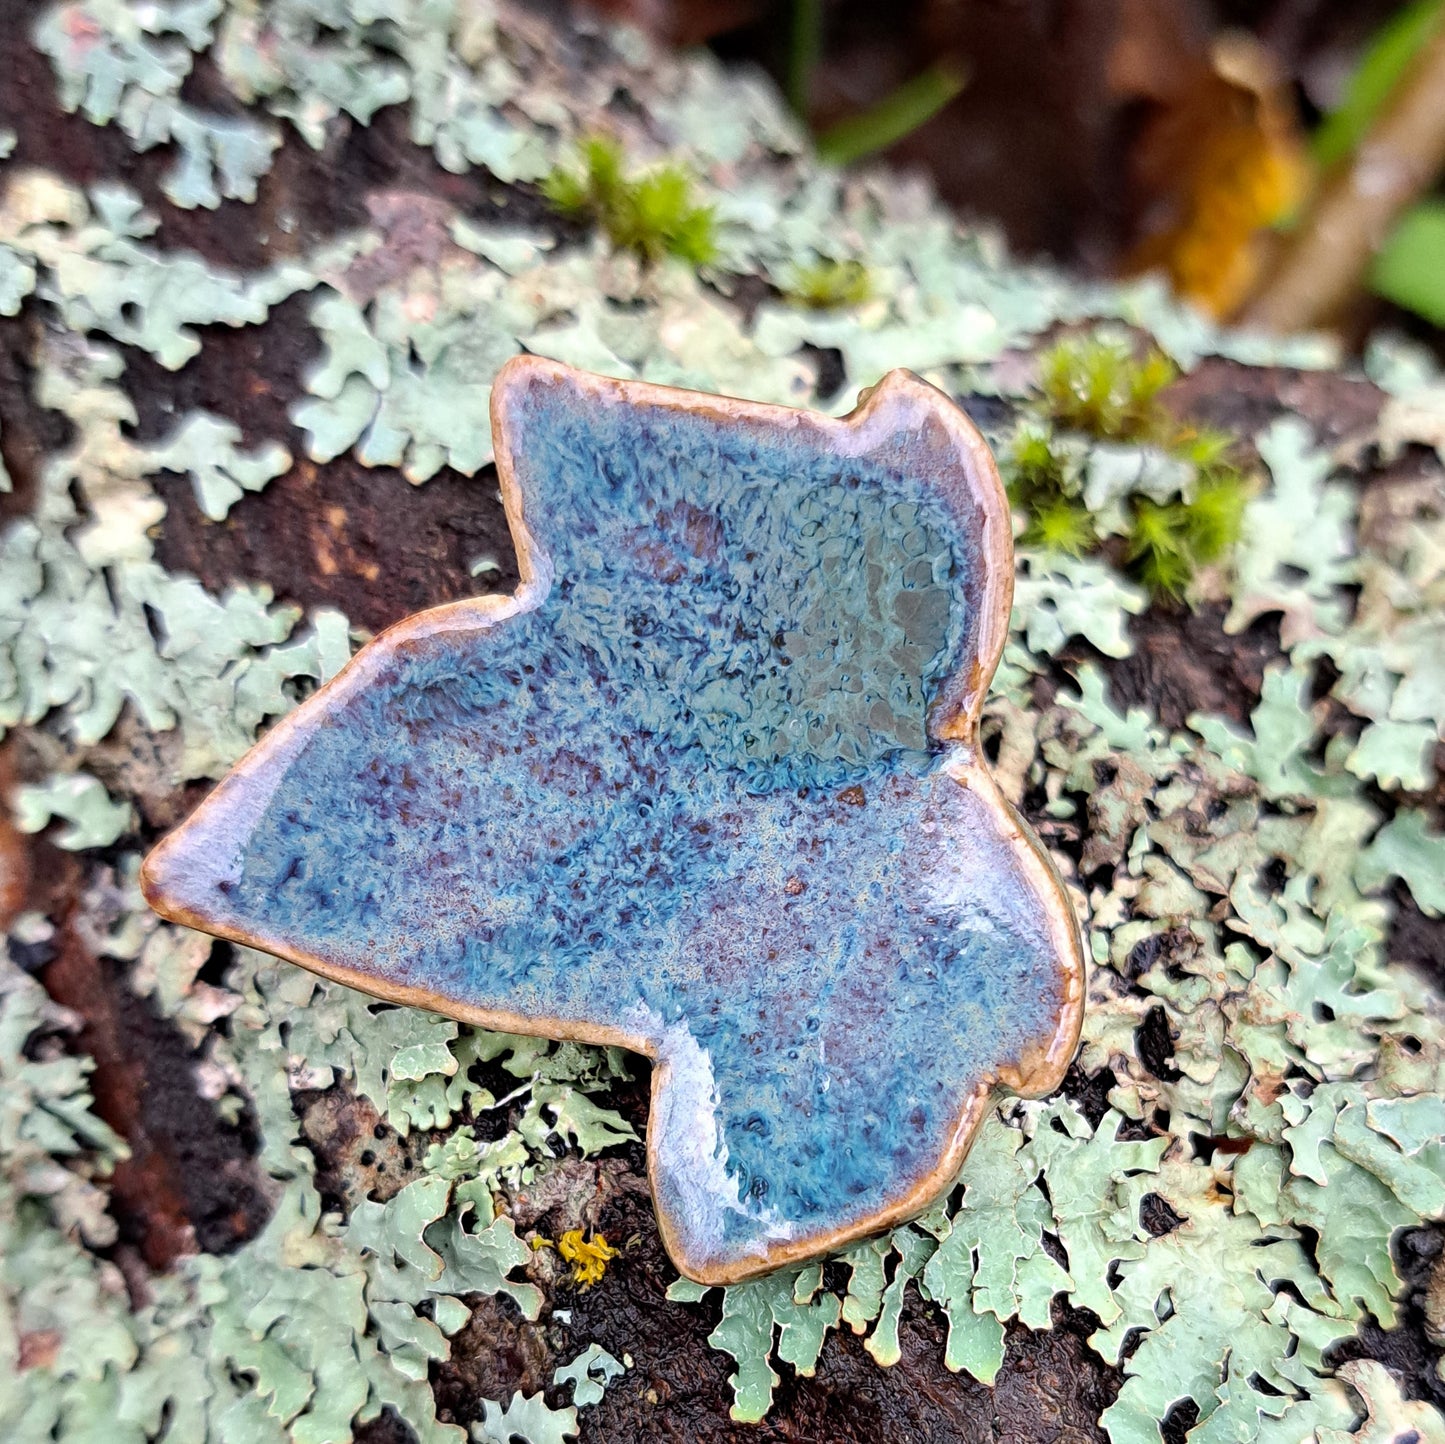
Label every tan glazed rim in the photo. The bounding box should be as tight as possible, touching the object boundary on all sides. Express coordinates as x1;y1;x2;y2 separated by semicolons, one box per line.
143;355;1086;1285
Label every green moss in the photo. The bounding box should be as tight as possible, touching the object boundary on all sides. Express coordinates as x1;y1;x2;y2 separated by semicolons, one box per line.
542;135;718;266
1179;471;1248;562
1006;332;1252;597
540;135;626;220
780;257;872;310
1037;334;1178;443
1021;499;1096;557
1124;499;1196;597
1118;475;1249;599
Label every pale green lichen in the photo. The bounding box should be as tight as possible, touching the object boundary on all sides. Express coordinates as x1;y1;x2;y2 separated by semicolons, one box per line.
156;414;291;522
472;1391;578;1444
0;897;639;1442
11;771;133;849
35;1;279;207
292;283;509;481
1357;811;1445;917
554;1343;625;1408
1;171;309;371
667;1266;842;1421
0;952;128;1245
2;1;1443;1441
1325;1360;1445;1444
1008;552;1148;665
1229;417;1358;645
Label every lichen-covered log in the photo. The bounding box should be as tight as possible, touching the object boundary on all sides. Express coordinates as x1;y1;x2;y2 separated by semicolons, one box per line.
0;3;1443;1443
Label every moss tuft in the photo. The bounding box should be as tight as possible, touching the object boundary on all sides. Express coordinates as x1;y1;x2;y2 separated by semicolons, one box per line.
781;257;872;310
1038;334;1178;442
1022;499;1097;557
1006;332;1252;598
543;135;718;266
1179;471;1249;562
1124;500;1195;597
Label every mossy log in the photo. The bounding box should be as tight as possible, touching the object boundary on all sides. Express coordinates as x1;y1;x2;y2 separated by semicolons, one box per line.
1;3;1443;1442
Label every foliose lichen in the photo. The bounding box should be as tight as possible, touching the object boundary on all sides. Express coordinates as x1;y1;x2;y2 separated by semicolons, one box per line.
1;0;1442;1440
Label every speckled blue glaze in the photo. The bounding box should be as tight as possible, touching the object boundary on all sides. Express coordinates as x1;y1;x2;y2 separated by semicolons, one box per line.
144;360;1081;1282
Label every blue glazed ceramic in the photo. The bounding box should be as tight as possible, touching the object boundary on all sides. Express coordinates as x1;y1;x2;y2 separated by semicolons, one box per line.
143;358;1083;1283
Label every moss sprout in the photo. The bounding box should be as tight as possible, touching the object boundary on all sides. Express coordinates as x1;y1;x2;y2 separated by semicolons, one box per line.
542;135;718;266
1023;498;1098;557
782;257;872;310
1005;424;1094;555
1125;500;1197;597
1170;423;1238;471
1119;476;1250;598
1180;472;1248;562
1038;334;1178;441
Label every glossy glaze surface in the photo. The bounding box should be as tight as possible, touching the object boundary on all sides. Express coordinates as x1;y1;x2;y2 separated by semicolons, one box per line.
143;359;1083;1283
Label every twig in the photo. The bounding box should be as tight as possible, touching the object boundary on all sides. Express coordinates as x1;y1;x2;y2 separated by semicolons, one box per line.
1238;19;1445;333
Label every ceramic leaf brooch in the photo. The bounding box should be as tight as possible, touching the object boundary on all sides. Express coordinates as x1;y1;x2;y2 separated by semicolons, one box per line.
144;357;1084;1284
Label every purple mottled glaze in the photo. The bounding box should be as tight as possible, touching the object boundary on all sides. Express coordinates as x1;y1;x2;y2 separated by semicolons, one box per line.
143;358;1083;1283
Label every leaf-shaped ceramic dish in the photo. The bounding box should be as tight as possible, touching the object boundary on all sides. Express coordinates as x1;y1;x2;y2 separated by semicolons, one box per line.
143;358;1084;1284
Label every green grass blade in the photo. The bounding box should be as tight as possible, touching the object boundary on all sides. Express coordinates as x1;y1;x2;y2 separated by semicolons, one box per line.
1313;0;1444;169
815;60;968;168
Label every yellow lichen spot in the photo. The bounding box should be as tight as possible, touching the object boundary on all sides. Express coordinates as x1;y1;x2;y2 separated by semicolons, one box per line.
531;1229;621;1290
